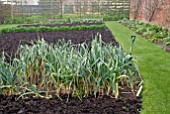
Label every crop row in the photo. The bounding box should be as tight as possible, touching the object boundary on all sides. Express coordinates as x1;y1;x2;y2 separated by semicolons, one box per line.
0;25;106;34
0;34;141;100
4;14;129;24
118;19;170;46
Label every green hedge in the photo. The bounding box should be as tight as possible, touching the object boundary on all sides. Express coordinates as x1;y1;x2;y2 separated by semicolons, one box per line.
0;25;106;34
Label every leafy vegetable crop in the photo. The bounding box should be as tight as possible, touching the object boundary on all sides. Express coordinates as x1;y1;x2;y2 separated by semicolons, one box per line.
0;34;141;100
118;18;169;44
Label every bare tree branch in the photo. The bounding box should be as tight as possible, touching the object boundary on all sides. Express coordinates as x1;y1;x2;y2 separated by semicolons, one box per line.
145;0;164;22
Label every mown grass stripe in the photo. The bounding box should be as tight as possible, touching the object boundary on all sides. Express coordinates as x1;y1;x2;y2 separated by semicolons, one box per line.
0;24;18;31
106;21;170;114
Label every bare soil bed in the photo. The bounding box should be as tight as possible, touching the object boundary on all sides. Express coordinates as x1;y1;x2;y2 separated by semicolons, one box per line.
0;94;142;114
17;22;103;28
0;30;117;58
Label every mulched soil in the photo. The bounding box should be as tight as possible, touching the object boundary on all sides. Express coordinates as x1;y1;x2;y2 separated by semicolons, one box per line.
0;30;117;59
17;22;103;28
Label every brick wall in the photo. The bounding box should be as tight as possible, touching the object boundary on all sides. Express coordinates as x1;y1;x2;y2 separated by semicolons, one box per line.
130;0;170;29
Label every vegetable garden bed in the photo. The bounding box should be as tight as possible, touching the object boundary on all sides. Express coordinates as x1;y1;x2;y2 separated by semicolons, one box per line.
0;24;142;114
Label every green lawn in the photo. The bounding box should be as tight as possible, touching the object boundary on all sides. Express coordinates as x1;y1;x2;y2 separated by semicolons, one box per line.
106;21;170;114
0;24;18;31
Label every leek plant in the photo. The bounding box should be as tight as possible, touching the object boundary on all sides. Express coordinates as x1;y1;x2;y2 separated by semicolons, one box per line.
0;34;141;100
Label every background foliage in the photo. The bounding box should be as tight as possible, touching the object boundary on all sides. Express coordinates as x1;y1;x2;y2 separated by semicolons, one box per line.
0;0;130;24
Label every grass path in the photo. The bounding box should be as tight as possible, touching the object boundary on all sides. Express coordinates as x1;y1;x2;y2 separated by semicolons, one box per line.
106;21;170;114
0;24;18;32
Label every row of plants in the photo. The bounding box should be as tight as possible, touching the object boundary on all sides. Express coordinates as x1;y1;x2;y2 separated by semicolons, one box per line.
17;22;103;28
3;16;43;24
118;18;170;46
0;25;106;34
3;14;129;24
0;34;141;100
70;19;103;24
58;14;129;22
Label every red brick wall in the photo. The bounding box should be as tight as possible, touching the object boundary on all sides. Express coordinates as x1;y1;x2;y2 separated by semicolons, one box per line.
130;0;170;29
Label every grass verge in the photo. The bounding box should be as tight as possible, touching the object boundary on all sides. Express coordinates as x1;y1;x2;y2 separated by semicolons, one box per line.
0;24;18;32
106;21;170;114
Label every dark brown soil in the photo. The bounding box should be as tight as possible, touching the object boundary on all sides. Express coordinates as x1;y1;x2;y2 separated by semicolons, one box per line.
0;30;117;59
0;94;142;114
18;22;103;28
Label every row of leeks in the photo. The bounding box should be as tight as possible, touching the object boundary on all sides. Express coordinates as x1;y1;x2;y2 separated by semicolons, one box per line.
0;33;141;100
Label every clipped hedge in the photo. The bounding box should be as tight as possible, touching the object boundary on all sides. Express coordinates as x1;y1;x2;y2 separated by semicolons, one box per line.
0;25;106;34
